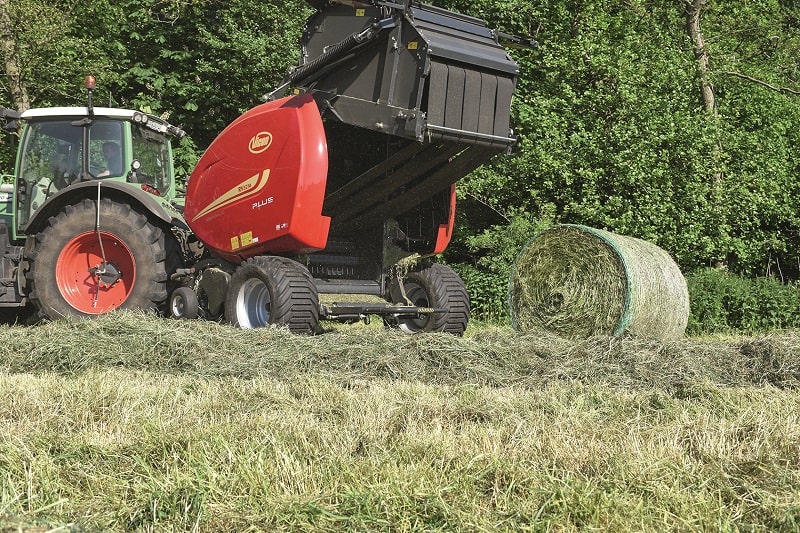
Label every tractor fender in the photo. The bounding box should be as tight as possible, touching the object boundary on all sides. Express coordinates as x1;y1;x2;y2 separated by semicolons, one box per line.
24;180;186;235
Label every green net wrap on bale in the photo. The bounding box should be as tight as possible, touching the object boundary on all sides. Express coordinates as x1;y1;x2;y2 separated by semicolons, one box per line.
508;224;689;340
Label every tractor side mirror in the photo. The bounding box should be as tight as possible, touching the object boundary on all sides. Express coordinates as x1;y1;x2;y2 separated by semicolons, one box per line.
0;108;21;133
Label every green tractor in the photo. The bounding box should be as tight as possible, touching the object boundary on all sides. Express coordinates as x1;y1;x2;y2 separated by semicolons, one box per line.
0;76;188;322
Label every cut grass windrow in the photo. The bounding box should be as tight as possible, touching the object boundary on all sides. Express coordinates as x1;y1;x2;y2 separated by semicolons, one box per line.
0;312;798;531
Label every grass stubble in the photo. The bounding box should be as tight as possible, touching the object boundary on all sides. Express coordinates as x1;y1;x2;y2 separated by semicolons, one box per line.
0;312;798;532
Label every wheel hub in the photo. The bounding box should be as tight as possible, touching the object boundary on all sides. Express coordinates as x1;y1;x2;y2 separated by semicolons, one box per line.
89;262;122;286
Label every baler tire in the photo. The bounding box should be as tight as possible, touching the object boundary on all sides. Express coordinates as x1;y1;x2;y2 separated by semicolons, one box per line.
224;256;319;334
170;286;199;319
387;263;470;336
27;198;168;319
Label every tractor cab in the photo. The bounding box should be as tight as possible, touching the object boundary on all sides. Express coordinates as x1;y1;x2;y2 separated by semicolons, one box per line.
0;76;187;242
1;107;183;243
12;107;183;238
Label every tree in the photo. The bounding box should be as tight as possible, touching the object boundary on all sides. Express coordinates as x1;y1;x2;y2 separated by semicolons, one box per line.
444;0;800;282
67;0;310;148
702;0;800;276
0;0;30;112
0;0;311;174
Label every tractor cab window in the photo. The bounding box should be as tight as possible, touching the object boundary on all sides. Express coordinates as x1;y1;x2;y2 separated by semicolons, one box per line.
130;124;173;194
17;120;82;229
88;120;124;178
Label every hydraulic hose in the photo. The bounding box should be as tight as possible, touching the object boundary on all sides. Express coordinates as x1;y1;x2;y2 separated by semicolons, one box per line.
266;17;395;100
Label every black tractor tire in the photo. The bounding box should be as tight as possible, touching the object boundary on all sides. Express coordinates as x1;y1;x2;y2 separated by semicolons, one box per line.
0;305;37;326
170;286;199;319
387;263;470;336
224;256;319;334
27;198;168;319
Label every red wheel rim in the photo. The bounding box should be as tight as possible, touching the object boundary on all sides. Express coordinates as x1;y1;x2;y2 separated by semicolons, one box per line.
56;231;137;314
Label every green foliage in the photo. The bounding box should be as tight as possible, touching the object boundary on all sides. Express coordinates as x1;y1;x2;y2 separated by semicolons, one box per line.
2;0;106;108
0;0;106;173
67;0;310;148
440;0;800;280
1;0;310;159
687;268;800;334
451;0;728;273
171;135;200;183
448;263;507;322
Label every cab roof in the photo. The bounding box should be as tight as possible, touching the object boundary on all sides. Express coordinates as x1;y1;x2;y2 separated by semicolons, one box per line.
20;107;185;137
22;107;144;120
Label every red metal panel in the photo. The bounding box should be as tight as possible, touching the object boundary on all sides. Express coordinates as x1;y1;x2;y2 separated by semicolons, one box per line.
432;184;457;255
185;94;330;263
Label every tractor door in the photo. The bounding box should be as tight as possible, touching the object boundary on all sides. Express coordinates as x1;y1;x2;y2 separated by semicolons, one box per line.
15;120;83;233
15;118;131;235
130;124;175;198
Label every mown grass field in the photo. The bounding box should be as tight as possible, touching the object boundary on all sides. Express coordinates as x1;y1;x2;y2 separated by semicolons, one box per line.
0;312;799;531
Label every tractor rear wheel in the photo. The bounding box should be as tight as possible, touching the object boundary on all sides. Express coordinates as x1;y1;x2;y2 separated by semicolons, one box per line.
27;198;168;319
0;305;36;325
224;256;319;334
387;263;470;336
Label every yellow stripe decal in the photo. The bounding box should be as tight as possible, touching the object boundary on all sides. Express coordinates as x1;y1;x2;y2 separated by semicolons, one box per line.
191;169;270;223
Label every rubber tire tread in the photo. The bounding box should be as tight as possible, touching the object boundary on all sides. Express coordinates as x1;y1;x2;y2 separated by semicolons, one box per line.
389;263;470;336
27;198;168;319
225;256;319;334
171;286;199;319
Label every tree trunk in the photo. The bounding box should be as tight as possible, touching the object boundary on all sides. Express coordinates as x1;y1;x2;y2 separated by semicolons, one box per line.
683;0;726;266
0;0;30;112
683;0;717;115
684;0;715;113
682;0;723;186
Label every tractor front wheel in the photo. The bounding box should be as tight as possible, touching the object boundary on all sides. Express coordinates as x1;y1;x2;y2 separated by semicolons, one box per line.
170;286;199;319
224;256;319;334
27;198;168;319
387;263;470;336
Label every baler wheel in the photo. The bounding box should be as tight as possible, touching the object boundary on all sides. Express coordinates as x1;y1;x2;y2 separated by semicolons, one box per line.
27;198;168;319
170;286;199;319
224;256;319;334
387;263;470;336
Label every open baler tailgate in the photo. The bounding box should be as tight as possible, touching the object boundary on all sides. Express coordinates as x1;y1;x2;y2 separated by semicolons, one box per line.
290;0;520;235
415;6;517;146
295;1;519;148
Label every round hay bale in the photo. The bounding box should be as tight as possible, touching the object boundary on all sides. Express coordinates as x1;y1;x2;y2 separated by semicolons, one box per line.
508;224;689;340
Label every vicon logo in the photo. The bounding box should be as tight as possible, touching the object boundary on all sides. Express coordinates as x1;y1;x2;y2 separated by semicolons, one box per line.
248;132;273;154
